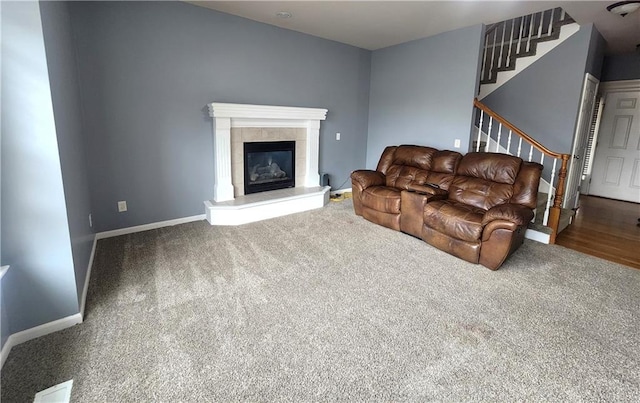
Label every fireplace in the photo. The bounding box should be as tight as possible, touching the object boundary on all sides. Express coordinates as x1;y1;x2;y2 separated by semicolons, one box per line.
244;141;295;195
205;102;330;226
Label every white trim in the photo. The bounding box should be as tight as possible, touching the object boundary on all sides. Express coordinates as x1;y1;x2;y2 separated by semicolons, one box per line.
79;236;97;318
564;73;599;209
1;313;82;369
205;186;330;226
525;228;551;244
95;214;206;240
599;79;640;93
231;118;319;128
208;103;327;121
207;102;328;203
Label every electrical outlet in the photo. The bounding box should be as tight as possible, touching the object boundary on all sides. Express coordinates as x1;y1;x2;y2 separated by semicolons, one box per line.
117;201;127;212
454;139;461;148
88;213;93;228
336;132;341;141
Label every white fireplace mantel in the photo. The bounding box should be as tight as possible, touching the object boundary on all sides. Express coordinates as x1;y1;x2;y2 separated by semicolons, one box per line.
207;102;328;202
204;102;330;226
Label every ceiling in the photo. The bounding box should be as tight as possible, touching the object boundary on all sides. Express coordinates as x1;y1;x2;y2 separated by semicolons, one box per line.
187;1;640;54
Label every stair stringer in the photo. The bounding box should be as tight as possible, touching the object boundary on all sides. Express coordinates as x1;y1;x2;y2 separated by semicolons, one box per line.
478;22;579;100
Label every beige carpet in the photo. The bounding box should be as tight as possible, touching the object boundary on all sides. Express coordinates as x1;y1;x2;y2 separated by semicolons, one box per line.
2;199;639;401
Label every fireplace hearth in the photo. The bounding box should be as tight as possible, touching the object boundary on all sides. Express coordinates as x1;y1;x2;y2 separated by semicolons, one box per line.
244;141;295;195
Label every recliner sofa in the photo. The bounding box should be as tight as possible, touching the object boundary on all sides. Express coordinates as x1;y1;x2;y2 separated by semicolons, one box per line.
351;145;542;270
351;145;462;232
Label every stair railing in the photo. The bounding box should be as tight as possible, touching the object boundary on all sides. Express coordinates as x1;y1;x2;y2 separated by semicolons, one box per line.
473;98;570;244
481;7;573;84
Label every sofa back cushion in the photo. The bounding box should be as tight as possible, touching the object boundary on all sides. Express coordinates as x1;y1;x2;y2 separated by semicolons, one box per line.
376;146;398;174
448;153;523;211
511;161;543;209
380;145;461;190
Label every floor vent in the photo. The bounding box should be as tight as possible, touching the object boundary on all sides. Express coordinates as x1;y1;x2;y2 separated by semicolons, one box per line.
33;379;73;403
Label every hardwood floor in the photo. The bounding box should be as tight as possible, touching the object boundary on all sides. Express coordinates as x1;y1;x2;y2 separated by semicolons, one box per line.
556;195;640;269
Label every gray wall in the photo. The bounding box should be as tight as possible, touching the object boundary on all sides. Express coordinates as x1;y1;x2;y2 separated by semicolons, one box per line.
1;286;8;347
366;25;484;168
482;24;604;154
40;1;95;309
69;1;371;232
1;1;80;344
601;52;640;82
585;24;606;79
0;0;4;350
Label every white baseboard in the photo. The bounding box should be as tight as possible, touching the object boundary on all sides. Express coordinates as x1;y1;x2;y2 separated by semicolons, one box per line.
330;187;352;196
79;236;97;319
1;313;82;369
1;214;207;370
525;228;551;244
95;214;206;240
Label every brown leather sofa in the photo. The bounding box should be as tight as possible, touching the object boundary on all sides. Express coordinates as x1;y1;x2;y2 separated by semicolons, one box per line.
351;146;542;270
422;152;542;270
351;145;462;233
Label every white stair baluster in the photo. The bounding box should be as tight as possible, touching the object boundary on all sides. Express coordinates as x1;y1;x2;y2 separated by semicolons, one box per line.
492;28;499;79
506;130;512;155
540;154;545;165
487;30;496;82
485;117;493;152
517;137;522;157
481;32;490;80
498;23;507;68
506;19;515;68
496;125;502;152
543;158;557;226
527;14;535;52
477;110;484;152
548;8;555;35
528;144;534;161
516;16;524;55
537;11;543;39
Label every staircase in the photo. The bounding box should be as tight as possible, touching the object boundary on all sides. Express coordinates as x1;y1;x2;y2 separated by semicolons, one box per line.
471;7;581;244
478;7;579;99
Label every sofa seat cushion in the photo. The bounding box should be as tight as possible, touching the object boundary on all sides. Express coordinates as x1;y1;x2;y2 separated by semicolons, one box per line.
361;186;401;214
424;200;486;242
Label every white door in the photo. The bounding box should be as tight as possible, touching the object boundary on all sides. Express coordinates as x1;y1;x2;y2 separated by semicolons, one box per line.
564;73;599;209
588;90;640;203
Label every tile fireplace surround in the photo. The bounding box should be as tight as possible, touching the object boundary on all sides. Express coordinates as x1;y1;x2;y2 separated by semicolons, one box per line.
204;102;330;226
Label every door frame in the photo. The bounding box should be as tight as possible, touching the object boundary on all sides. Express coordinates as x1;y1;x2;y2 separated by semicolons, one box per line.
580;95;605;195
564;73;599;209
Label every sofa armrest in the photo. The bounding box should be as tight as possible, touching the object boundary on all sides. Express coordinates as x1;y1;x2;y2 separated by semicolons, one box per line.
482;204;534;226
351;170;385;189
406;183;448;198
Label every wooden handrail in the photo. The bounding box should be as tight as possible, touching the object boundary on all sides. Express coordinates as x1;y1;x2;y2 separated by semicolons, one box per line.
473;98;569;160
